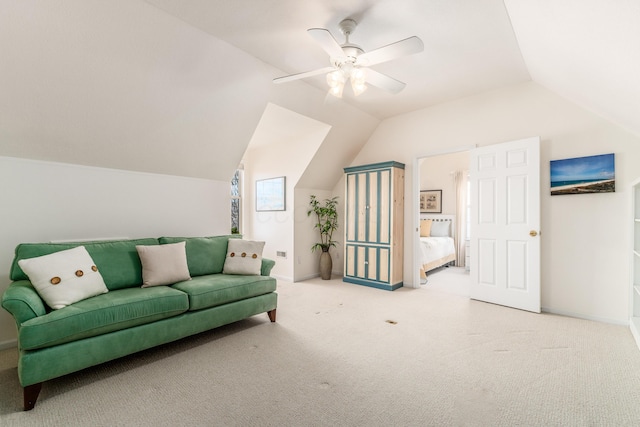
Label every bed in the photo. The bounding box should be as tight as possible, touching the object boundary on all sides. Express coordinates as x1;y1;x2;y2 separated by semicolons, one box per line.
419;215;456;282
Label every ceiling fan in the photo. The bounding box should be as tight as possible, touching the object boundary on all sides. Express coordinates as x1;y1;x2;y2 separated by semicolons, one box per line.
273;18;424;98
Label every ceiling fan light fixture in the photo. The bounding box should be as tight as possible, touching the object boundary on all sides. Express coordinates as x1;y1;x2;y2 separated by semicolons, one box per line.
351;81;367;96
329;82;344;98
275;19;423;98
350;68;367;96
326;66;367;98
326;69;345;88
327;69;346;98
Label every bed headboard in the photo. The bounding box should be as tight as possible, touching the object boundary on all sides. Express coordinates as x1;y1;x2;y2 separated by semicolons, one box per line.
420;214;455;239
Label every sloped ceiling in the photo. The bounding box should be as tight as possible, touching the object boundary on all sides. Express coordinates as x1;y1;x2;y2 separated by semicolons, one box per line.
0;0;268;181
0;0;378;184
1;0;638;187
246;103;330;151
504;0;640;136
146;0;531;119
147;0;640;136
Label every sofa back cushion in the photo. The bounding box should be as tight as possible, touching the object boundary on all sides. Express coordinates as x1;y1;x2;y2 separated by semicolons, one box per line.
10;238;159;291
159;235;240;277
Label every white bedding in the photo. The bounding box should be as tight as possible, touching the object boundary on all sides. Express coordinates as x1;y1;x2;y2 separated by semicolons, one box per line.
420;236;456;267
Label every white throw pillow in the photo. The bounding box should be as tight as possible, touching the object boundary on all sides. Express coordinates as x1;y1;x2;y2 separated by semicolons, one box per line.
430;221;451;237
137;242;191;287
17;246;109;310
223;240;265;275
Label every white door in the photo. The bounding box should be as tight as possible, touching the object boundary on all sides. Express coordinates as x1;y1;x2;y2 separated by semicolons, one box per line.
469;137;541;313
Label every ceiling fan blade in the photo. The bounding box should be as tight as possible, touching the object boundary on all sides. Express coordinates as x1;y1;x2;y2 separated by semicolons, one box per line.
364;69;406;94
273;66;335;84
356;36;424;67
307;28;345;59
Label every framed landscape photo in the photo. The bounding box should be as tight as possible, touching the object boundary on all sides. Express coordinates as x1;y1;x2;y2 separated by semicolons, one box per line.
420;190;442;213
256;176;286;211
550;153;615;196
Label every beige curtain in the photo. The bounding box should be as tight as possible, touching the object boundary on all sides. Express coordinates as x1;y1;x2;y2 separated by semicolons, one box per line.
454;170;468;266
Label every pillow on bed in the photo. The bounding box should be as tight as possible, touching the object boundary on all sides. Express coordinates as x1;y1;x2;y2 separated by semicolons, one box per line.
430;221;451;237
420;219;433;237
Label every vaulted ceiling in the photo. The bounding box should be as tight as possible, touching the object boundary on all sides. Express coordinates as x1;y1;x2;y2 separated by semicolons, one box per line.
1;1;638;187
147;0;640;135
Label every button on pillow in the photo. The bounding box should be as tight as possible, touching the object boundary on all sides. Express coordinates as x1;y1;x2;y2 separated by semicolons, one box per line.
17;246;109;310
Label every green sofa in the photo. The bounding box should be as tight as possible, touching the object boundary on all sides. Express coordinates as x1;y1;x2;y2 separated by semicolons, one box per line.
1;235;277;411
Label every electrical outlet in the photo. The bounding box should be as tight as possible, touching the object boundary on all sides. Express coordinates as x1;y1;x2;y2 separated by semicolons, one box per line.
276;251;287;258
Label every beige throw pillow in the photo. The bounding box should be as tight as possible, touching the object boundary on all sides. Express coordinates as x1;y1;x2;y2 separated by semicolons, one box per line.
137;242;191;287
420;219;433;237
17;246;109;309
223;239;265;275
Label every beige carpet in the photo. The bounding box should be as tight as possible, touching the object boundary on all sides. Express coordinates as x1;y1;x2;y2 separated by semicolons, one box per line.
423;265;471;296
2;273;640;426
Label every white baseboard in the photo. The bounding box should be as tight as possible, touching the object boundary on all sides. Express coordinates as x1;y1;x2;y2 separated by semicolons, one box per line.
541;306;628;326
271;274;293;283
291;272;344;282
293;273;320;282
0;339;17;350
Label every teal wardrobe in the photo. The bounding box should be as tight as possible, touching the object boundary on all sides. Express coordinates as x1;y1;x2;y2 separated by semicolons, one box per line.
343;161;404;290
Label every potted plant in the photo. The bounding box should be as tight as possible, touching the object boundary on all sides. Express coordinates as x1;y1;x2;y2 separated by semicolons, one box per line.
307;195;339;280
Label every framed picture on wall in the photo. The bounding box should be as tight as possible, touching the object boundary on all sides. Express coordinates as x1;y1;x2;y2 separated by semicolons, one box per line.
256;176;286;211
420;190;442;213
550;153;615;196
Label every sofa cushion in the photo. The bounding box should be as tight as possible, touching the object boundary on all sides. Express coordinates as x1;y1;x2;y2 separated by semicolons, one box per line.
18;286;188;350
10;238;159;291
159;235;241;276
222;239;265;276
137;242;191;287
17;246;109;309
172;274;276;311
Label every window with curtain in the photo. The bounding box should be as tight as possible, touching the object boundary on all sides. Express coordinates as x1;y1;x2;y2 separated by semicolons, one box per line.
454;170;469;267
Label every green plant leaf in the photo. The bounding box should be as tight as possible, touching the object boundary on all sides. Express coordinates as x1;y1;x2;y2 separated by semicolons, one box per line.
308;195;339;252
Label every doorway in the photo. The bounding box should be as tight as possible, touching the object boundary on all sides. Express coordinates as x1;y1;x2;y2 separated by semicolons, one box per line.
413;137;542;315
413;146;473;291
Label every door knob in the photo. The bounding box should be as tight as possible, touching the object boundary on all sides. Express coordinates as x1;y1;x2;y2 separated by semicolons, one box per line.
529;230;538;237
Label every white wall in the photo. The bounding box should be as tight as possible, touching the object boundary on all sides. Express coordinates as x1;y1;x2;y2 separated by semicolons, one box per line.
0;156;230;346
351;81;640;324
243;107;330;281
420;151;469;216
293;188;339;281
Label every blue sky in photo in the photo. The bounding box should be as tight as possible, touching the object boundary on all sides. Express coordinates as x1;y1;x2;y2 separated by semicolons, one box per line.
550;153;615;182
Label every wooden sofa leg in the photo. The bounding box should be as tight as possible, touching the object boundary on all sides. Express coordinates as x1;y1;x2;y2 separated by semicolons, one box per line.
24;383;42;411
267;309;276;322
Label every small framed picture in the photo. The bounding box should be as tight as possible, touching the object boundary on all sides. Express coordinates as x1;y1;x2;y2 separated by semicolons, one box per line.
420;190;442;213
256;176;286;211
